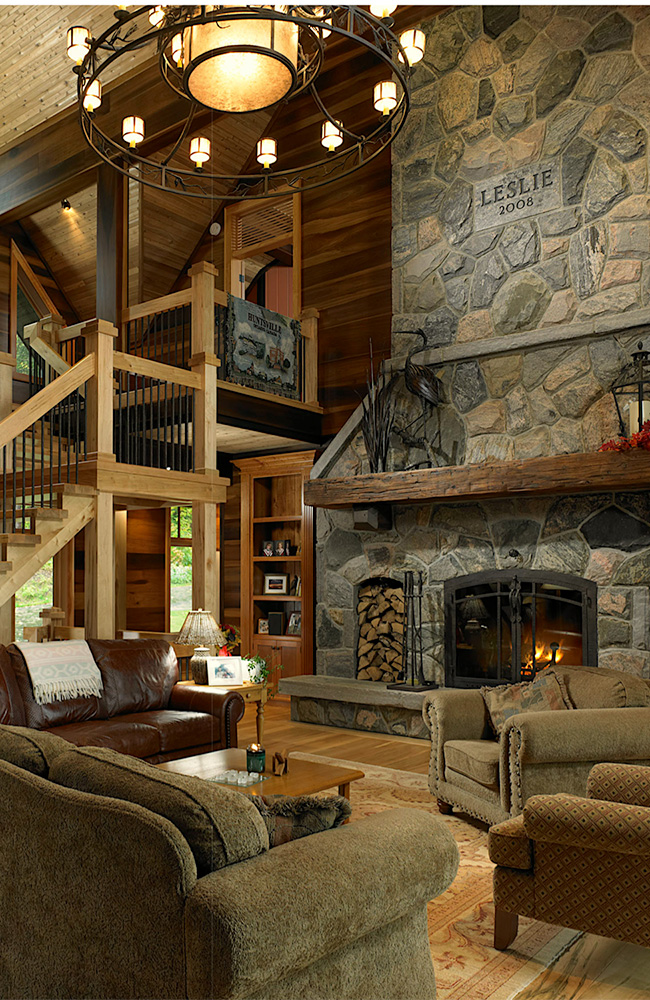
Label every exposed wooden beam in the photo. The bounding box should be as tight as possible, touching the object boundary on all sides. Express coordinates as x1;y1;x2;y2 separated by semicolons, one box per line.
96;165;125;326
304;451;650;510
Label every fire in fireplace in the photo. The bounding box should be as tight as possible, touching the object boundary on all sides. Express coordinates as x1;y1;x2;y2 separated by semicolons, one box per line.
444;570;597;688
356;577;404;682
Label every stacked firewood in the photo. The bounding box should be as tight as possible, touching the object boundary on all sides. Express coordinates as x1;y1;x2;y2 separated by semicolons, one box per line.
356;581;404;682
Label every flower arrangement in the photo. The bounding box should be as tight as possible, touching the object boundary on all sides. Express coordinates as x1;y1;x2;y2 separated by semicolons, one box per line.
217;623;241;656
599;420;650;453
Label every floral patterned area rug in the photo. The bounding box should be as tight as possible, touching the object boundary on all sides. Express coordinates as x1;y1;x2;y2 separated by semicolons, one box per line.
291;753;650;1000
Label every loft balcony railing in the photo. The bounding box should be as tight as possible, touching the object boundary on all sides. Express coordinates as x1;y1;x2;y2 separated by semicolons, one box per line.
1;263;318;521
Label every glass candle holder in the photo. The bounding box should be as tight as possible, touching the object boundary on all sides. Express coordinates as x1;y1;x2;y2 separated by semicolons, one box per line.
246;744;266;773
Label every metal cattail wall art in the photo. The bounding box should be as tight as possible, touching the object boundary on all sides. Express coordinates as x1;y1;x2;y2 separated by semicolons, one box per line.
361;341;396;473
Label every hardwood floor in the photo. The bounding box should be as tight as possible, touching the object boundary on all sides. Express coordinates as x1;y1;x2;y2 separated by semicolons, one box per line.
237;696;430;774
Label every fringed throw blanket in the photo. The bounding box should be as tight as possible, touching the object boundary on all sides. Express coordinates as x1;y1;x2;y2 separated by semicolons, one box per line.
18;640;103;706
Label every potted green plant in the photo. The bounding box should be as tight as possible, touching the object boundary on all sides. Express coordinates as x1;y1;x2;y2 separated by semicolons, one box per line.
243;654;283;688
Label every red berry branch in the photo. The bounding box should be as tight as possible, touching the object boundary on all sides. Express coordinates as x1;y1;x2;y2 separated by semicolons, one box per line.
599;420;650;452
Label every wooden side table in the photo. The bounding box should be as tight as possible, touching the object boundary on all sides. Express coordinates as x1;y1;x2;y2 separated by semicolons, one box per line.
179;679;268;745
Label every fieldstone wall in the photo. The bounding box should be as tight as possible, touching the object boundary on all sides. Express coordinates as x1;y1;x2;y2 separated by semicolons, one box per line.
389;4;650;467
312;6;650;693
316;493;650;683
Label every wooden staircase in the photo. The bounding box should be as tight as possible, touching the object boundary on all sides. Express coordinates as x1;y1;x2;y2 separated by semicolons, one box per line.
0;485;95;607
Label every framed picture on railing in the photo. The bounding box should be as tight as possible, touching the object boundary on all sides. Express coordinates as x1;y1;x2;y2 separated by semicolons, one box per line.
225;295;300;400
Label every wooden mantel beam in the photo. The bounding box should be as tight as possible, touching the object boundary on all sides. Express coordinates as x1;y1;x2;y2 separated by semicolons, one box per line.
304;450;650;509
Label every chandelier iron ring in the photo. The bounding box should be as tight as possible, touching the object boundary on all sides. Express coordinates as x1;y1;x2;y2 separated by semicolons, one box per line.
75;5;414;201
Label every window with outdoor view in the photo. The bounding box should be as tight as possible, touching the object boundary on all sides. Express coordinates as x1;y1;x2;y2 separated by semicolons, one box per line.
170;507;192;632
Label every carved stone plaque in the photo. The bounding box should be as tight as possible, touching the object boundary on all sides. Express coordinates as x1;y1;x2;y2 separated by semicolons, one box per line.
473;161;562;232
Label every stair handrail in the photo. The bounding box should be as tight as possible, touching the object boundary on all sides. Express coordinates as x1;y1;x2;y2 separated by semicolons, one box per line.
0;353;95;451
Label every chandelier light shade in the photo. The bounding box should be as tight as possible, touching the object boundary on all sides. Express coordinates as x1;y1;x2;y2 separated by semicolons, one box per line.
399;28;426;65
82;78;102;113
374;80;397;115
171;32;183;67
256;137;278;168
149;5;167;28
122;115;145;147
72;6;417;200
321;119;343;152
369;4;397;17
177;609;227;649
67;26;90;63
182;13;299;112
189;136;211;167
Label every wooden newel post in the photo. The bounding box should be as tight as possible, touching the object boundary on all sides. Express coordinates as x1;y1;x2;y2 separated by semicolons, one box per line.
83;318;117;639
83;318;118;462
299;307;319;406
0;351;15;643
189;262;221;620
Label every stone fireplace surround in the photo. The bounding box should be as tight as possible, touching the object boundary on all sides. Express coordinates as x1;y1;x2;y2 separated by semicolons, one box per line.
279;6;650;737
315;493;650;688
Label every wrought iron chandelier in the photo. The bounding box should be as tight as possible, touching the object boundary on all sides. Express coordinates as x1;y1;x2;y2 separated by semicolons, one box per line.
67;5;424;200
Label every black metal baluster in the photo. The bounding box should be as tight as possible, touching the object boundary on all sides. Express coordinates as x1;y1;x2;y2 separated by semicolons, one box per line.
75;384;80;483
57;398;61;493
191;389;195;472
67;392;71;485
156;379;160;469
49;405;53;508
148;376;153;468
164;378;169;469
117;371;122;463
12;438;16;533
2;446;6;533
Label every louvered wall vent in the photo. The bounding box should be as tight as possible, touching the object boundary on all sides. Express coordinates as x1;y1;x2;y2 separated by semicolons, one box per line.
231;198;293;256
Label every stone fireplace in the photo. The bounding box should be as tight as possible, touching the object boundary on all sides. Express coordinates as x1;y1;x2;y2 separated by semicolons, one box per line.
281;5;650;737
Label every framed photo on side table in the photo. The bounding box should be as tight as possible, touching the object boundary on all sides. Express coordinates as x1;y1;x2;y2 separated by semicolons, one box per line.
206;656;243;686
264;573;288;595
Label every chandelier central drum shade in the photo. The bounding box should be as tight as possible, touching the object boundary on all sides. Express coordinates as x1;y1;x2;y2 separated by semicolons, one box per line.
183;12;299;112
69;5;423;201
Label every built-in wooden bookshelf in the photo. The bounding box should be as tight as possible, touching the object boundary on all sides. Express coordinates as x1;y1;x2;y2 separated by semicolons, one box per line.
234;451;316;682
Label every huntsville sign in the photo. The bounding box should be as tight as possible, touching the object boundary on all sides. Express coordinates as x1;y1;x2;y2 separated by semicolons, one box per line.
473;161;561;232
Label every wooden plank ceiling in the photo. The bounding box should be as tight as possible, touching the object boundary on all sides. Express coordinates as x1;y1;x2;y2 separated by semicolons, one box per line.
21;182;97;321
0;6;154;155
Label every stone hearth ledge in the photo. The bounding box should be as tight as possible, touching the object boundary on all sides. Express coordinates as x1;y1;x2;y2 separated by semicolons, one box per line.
279;676;430;739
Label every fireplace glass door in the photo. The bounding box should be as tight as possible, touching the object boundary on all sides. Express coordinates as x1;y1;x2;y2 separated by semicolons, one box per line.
445;570;597;687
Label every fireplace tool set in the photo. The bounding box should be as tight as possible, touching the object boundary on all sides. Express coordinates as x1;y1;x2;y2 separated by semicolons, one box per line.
388;570;438;692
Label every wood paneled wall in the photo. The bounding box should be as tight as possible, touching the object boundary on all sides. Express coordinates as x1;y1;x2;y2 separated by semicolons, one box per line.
126;508;169;632
302;151;392;436
74;508;170;632
221;466;242;631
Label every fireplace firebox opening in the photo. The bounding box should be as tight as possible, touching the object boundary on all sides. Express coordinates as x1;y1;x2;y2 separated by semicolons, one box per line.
445;570;597;688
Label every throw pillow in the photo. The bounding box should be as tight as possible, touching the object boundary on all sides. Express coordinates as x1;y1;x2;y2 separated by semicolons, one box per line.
0;724;72;776
50;746;269;876
250;793;351;847
481;672;571;737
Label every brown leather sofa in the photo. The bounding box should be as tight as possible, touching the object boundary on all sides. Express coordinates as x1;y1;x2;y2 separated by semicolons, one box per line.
0;639;245;762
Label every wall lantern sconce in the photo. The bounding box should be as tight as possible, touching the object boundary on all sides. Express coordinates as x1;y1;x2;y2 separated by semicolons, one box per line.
611;340;650;436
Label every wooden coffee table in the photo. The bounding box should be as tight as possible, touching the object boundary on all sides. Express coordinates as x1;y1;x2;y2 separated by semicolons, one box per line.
158;748;365;800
